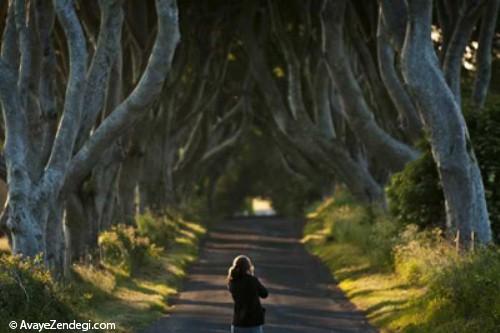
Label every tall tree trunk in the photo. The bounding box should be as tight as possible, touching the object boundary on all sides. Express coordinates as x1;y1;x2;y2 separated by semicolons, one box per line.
91;147;123;231
137;114;166;213
7;196;46;257
118;148;143;224
64;144;123;265
442;0;483;103
377;13;422;141
65;194;91;263
401;0;492;249
45;204;65;278
472;0;500;109
323;0;418;173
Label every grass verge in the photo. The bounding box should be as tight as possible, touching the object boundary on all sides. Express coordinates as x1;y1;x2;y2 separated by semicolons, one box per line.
303;196;423;332
0;217;206;333
303;190;500;333
74;218;206;332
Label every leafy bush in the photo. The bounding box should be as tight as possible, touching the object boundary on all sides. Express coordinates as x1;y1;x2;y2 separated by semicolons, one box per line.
316;190;401;268
393;225;456;285
306;192;500;332
98;224;161;275
136;212;180;246
415;249;500;332
386;142;445;230
387;99;500;241
465;99;500;243
0;255;78;330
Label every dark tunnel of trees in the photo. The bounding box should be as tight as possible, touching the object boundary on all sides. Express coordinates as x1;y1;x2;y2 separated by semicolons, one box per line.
0;0;499;280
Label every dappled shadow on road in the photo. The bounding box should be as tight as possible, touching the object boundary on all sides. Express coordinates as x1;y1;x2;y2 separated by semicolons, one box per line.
141;217;377;333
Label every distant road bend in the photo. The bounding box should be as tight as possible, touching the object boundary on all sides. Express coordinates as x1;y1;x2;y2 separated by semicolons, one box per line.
141;216;377;333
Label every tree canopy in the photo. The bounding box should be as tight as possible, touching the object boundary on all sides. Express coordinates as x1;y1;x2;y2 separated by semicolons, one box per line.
0;0;499;276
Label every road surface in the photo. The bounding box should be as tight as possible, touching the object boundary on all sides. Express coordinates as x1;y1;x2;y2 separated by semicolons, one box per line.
140;216;376;333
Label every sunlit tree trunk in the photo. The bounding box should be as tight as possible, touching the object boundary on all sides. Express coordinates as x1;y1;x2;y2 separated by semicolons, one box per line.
401;0;492;249
0;0;180;276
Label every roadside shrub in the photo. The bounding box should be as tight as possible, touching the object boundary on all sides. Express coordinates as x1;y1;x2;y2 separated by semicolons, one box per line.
307;191;500;332
387;98;500;242
0;255;77;329
367;217;401;267
98;224;161;274
393;225;457;285
416;249;500;332
136;212;180;246
465;98;500;243
321;190;401;268
386;142;445;230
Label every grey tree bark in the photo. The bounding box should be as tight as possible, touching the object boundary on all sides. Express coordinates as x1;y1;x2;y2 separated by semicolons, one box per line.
0;0;181;275
323;0;418;173
472;0;500;109
377;12;422;141
401;0;492;248
243;8;384;203
441;0;483;104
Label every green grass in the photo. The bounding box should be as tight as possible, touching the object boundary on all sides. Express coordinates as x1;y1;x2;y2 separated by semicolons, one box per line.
0;216;206;333
303;190;500;332
73;219;206;332
303;202;424;332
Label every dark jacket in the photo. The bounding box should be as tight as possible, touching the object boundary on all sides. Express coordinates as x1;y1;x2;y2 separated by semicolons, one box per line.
228;274;268;327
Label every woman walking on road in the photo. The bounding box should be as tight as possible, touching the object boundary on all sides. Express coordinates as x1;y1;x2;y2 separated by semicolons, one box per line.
227;255;268;333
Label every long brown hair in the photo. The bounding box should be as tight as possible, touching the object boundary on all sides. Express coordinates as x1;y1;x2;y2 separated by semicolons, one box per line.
227;255;254;282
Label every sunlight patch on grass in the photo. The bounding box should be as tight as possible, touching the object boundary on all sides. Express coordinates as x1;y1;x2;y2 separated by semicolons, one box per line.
0;237;10;254
306;197;335;219
73;265;117;293
305;237;425;332
303;206;425;333
72;220;206;332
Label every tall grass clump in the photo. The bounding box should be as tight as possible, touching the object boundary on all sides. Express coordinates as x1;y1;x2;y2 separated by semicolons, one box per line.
311;189;401;269
98;224;162;275
136;211;180;246
0;255;79;329
413;249;500;333
0;212;206;333
305;189;500;333
393;225;457;285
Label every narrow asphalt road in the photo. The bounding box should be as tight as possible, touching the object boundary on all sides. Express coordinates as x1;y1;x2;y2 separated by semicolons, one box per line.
140;216;376;333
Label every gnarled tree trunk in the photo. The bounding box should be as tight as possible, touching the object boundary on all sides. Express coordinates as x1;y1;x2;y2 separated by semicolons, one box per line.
401;0;492;249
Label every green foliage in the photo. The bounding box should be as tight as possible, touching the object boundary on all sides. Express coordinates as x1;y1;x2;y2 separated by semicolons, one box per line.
0;255;78;330
268;177;321;217
304;193;500;333
213;128;323;217
99;224;161;275
465;98;500;242
73;215;205;332
386;142;445;229
309;189;401;269
0;214;205;333
414;249;500;333
387;97;500;241
136;212;180;246
394;225;456;285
